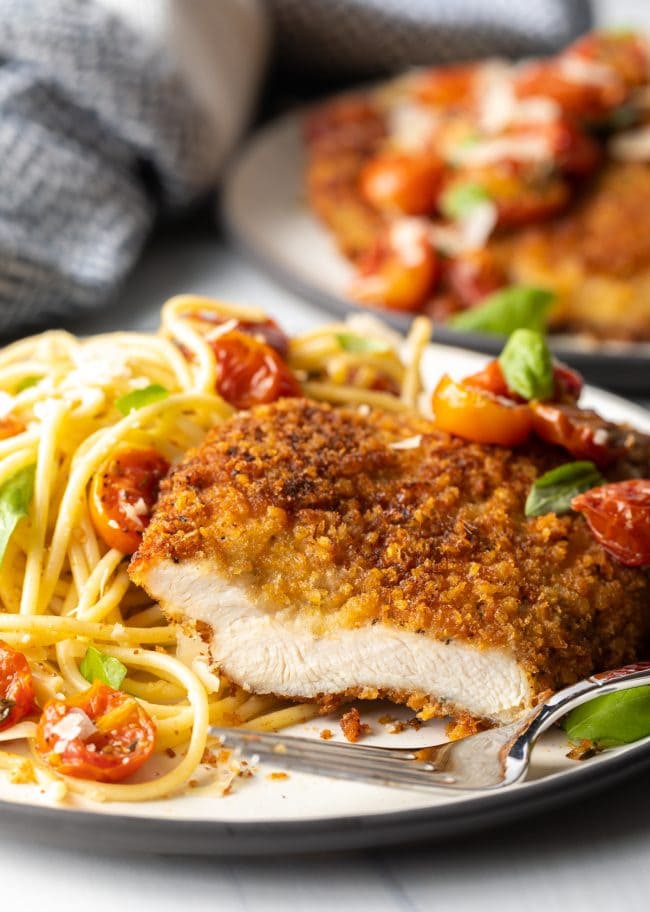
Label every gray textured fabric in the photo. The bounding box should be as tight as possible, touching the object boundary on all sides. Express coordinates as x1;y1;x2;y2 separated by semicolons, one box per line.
0;0;592;334
269;0;593;77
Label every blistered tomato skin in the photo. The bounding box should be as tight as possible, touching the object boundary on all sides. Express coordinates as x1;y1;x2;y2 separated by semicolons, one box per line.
35;681;156;783
0;641;35;732
530;402;625;468
431;374;533;446
351;232;439;313
360;153;442;215
89;449;170;555
572;480;650;567
212;330;302;411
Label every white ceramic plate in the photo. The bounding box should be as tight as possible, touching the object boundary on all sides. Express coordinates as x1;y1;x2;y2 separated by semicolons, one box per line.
0;343;649;856
222;112;650;392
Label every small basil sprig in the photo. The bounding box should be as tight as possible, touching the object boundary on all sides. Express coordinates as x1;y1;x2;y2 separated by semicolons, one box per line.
115;384;169;416
565;686;650;748
335;333;390;354
450;286;554;335
0;464;35;566
499;329;554;401
80;646;127;690
439;182;490;220
525;461;603;518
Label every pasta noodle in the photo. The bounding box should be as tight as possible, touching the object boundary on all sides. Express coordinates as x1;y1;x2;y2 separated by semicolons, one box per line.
0;296;431;803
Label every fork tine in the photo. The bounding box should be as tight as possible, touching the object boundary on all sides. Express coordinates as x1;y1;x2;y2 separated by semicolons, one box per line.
210;726;456;791
210;726;426;763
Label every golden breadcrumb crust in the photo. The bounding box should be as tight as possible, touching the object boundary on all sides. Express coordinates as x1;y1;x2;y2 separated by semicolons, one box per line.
131;400;650;702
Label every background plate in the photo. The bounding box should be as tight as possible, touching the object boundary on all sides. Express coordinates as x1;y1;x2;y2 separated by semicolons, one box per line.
222;112;650;393
0;344;649;856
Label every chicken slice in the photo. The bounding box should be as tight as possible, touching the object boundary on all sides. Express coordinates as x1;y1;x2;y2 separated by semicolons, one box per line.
129;400;650;724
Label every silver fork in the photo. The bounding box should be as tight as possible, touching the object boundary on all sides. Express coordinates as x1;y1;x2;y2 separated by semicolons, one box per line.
211;663;650;791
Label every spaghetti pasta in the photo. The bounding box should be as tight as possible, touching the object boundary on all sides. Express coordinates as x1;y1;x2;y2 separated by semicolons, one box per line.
0;295;432;803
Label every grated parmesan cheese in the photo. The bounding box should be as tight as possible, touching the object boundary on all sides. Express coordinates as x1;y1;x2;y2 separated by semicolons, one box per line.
50;708;97;751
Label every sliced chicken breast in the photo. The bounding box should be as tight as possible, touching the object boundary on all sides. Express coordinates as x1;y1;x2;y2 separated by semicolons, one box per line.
130;400;650;724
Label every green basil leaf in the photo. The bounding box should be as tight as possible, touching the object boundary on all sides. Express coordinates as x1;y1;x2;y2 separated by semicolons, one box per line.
565;686;650;748
15;375;42;393
450;286;554;335
335;333;391;354
80;646;127;690
499;329;554;401
525;461;603;518
115;384;169;416
440;183;490;220
0;464;35;567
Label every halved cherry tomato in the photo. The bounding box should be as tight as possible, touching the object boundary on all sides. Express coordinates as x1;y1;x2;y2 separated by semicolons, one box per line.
360;152;443;215
0;641;35;732
572;479;650;567
36;681;156;783
0;415;25;440
351;226;439;312
193;313;290;359
515;60;626;121
415;63;479;108
444;249;506;308
463;359;583;405
571;31;650;90
212;330;302;410
444;165;570;229
530;402;625;468
89;448;170;555
431;374;533;446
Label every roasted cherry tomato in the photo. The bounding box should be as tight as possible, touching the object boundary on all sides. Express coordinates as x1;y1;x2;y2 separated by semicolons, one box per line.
89;448;170;555
443;249;506;308
351;225;439;312
360;152;442;215
415;63;479;108
543;119;602;176
36;681;156;783
572;479;650;567
0;641;35;732
515;59;626;121
463;360;513;399
431;374;533;446
445;165;570;229
571;31;650;90
463;359;583;405
193;313;290;359
530;402;625;468
212;330;302;410
0;415;25;440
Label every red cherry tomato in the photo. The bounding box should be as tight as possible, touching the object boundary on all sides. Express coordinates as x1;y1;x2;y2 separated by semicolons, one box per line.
212;330;302;410
530;402;625;468
36;681;156;783
432;374;533;446
89;448;170;555
571;31;650;90
0;641;35;732
443;250;506;308
515;59;626;121
537;119;602;176
194;313;290;358
572;479;650;567
463;359;583;405
351;225;439;312
415;63;479;108
360;152;443;215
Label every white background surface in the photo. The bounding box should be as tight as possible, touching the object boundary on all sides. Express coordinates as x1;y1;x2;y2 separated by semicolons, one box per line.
3;1;650;909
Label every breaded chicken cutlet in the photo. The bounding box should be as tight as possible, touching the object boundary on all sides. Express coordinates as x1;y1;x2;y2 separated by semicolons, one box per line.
130;400;650;725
